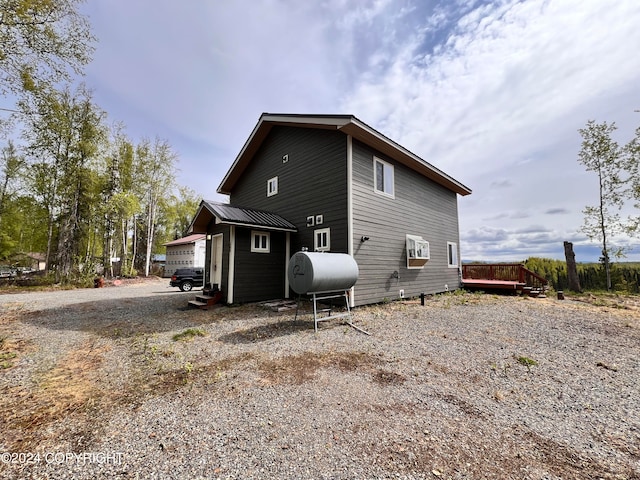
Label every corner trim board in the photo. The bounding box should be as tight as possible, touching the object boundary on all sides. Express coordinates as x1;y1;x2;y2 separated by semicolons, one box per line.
228;226;235;304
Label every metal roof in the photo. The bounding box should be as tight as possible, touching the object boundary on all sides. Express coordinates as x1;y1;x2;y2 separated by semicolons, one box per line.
217;113;472;196
163;234;206;247
189;201;297;233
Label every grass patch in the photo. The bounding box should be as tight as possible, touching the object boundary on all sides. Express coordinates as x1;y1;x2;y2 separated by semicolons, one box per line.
172;328;207;342
1;341;108;451
0;351;17;368
0;336;26;368
516;355;538;372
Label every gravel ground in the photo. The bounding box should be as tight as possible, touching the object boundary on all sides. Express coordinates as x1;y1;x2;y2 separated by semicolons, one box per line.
1;278;639;479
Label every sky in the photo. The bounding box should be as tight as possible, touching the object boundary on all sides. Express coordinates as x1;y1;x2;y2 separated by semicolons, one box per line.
77;0;640;262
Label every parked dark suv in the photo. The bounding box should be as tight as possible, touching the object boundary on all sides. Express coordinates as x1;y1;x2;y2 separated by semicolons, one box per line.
169;268;204;292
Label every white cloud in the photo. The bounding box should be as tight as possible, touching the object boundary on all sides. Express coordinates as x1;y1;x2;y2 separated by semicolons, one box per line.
79;0;640;260
340;0;640;260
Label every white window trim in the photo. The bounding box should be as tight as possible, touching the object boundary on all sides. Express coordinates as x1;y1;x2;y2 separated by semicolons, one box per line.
447;242;459;268
251;231;270;253
267;176;278;197
373;157;395;198
406;234;430;269
314;227;331;252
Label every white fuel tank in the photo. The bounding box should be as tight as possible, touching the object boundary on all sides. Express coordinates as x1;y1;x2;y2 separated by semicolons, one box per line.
288;252;359;294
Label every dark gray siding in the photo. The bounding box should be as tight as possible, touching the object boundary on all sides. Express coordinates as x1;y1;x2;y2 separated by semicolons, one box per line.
351;140;461;305
231;126;349;253
232;229;288;303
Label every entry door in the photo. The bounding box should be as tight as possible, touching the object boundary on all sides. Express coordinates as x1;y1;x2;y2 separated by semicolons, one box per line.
210;234;223;289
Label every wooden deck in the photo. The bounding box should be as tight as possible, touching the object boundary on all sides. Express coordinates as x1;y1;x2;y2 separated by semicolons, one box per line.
461;279;526;290
461;263;548;292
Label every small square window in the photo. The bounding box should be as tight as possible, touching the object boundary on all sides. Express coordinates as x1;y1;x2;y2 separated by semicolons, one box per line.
447;242;458;267
374;157;394;198
267;176;278;197
314;228;330;252
251;231;270;253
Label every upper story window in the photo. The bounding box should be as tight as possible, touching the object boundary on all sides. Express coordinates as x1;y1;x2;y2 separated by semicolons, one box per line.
314;228;330;252
447;242;458;267
374;157;394;198
267;176;278;197
251;231;270;253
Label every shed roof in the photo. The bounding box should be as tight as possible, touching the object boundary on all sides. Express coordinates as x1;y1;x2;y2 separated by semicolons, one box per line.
189;200;297;234
163;234;206;247
217;113;472;196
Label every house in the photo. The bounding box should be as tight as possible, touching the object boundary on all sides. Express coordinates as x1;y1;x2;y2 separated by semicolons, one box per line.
189;113;472;306
13;252;46;272
163;234;206;277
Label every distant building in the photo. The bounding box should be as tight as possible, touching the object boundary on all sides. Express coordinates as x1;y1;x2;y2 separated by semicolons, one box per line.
163;234;206;277
11;252;46;271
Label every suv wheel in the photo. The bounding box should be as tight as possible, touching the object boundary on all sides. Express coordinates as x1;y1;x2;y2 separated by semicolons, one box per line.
180;280;193;292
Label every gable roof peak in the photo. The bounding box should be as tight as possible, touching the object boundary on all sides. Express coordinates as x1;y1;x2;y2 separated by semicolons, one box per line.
217;113;471;196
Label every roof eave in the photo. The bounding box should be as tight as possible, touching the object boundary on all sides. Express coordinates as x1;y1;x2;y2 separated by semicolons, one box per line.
187;201;214;234
338;120;472;196
216;220;296;233
191;200;298;233
217;114;354;195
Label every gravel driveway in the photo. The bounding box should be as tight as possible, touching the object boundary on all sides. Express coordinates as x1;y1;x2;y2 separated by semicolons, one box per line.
1;279;639;479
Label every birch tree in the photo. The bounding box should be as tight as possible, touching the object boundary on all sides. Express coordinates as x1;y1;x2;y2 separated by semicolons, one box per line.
23;84;105;279
0;0;94;96
135;137;176;276
624;126;640;235
578;120;626;290
0;141;24;229
101;125;140;277
0;141;25;257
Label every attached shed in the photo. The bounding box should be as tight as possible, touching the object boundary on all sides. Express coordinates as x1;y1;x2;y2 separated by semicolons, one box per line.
189;200;297;304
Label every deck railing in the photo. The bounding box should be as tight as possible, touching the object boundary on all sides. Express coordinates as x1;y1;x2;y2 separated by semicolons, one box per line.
462;263;548;290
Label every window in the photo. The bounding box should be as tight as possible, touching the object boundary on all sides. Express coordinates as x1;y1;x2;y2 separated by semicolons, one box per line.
406;234;429;269
251;231;270;253
447;242;458;267
374;157;394;197
267;176;278;197
314;228;330;251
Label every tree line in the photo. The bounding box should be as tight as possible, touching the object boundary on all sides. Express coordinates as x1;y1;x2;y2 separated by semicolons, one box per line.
524;257;640;293
0;0;200;282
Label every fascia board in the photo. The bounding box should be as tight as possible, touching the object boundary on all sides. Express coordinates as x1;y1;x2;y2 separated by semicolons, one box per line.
339;120;472;196
217;114;353;195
